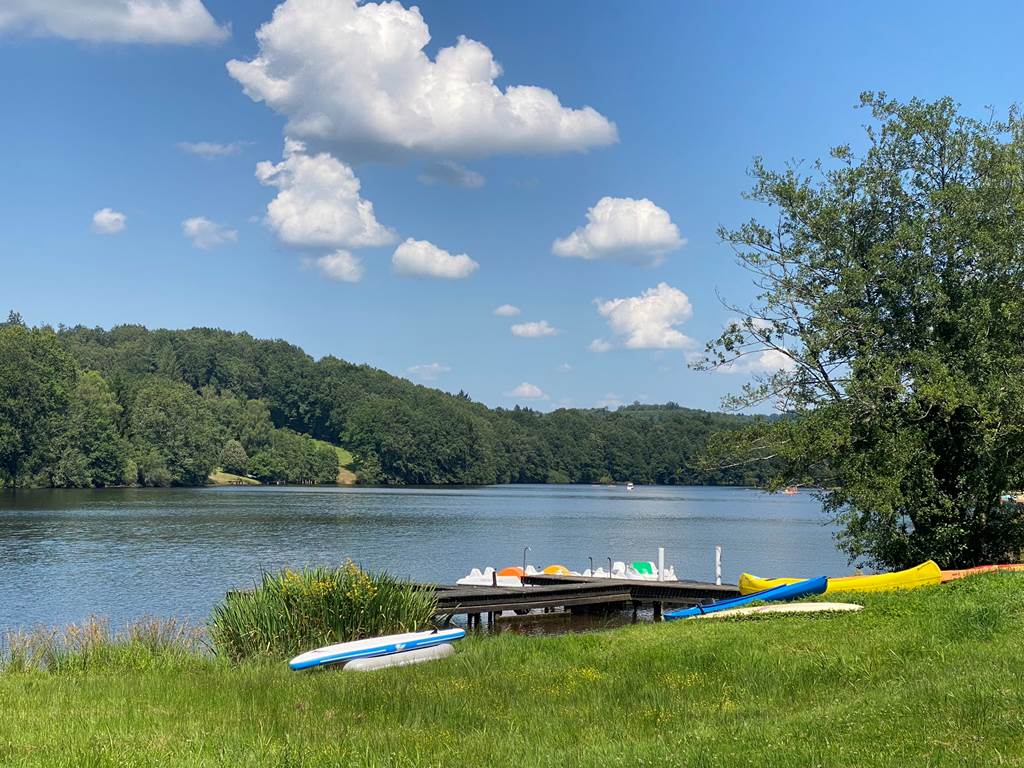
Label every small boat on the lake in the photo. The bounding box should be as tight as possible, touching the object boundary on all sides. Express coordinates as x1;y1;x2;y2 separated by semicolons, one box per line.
289;627;465;671
665;576;827;620
458;556;679;586
738;560;940;595
585;560;678;581
940;563;1024;582
781;486;799;495
456;565;540;586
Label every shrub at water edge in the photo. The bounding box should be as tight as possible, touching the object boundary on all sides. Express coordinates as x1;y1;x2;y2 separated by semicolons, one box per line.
209;563;438;662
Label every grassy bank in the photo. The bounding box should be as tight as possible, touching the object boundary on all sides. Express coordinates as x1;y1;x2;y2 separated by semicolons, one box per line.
2;575;1023;766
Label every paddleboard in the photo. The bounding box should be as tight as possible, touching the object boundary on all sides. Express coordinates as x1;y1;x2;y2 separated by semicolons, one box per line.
289;627;465;671
343;643;455;672
690;601;862;620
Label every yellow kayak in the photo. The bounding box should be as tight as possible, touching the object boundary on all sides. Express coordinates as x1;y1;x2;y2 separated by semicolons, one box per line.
738;560;941;595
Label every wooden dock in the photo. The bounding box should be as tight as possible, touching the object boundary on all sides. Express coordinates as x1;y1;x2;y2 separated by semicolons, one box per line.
431;574;739;627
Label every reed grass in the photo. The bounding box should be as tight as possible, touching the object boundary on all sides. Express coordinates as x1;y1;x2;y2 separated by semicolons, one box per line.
209;563;438;662
1;616;205;673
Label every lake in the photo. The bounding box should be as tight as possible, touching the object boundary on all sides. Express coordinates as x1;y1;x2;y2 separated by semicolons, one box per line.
0;484;849;631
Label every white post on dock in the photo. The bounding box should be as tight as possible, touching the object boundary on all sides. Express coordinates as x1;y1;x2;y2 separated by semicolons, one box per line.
715;545;722;586
657;547;665;582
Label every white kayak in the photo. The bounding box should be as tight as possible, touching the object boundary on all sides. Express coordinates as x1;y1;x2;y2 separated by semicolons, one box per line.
689;601;863;620
289;627;465;671
344;643;455;672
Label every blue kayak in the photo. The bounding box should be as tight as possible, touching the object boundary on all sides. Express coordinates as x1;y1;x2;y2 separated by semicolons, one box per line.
664;576;828;620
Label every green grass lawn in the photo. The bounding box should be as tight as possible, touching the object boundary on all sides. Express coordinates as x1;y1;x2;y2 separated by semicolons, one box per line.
2;575;1023;766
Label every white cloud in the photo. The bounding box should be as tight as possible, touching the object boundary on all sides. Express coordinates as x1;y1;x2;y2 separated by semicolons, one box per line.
312;250;363;283
226;0;617;158
181;216;237;249
0;0;227;44
392;238;478;279
588;338;612;353
178;141;246;158
256;139;397;249
91;208;126;234
597;393;622;409
511;320;558;338
716;349;797;375
595;283;694;350
507;382;547;399
553;197;684;265
408;362;451;381
418;161;485;188
493;304;521;317
557;362;572;373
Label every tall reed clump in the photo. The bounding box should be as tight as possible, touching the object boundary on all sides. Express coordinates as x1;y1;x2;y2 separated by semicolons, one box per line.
1;617;206;673
209;562;438;662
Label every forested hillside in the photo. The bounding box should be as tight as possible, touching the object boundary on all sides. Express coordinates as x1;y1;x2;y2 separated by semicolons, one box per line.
0;314;777;488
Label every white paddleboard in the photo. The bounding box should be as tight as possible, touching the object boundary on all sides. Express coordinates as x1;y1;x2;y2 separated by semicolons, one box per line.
289;627;465;670
343;643;455;672
689;601;862;620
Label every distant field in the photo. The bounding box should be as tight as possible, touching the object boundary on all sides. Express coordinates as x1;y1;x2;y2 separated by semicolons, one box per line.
207;470;260;486
2;575;1023;765
311;440;356;485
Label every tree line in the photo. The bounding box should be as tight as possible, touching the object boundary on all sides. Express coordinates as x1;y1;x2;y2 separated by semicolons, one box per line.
0;314;778;488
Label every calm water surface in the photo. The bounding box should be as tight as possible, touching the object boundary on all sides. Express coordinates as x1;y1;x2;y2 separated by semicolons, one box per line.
0;484;849;631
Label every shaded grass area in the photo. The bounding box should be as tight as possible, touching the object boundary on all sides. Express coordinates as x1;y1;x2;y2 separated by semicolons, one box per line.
2;575;1024;766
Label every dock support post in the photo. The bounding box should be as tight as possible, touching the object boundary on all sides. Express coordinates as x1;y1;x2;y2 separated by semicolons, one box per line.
653;601;663;621
715;545;722;586
658;547;665;582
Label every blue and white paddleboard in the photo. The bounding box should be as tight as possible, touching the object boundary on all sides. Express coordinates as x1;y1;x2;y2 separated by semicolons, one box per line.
289;627;465;671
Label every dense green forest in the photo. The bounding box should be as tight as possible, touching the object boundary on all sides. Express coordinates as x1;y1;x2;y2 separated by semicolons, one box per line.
0;313;777;488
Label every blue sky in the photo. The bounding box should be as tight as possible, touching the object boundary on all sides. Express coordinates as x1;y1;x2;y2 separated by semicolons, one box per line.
2;0;1023;412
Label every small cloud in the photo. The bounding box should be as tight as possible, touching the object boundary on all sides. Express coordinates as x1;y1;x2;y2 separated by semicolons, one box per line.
408;362;451;381
177;141;247;158
557;362;572;373
312;250;363;283
511;320;558;338
594;283;694;350
493;304;521;317
553;196;684;265
597;393;622;409
257;139;397;249
716;349;797;375
418;160;485;188
91;208;126;235
392;238;479;279
507;382;547;400
182;216;237;249
588;338;612;353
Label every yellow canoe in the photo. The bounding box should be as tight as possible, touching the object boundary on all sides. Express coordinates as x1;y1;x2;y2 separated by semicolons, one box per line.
739;560;941;595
